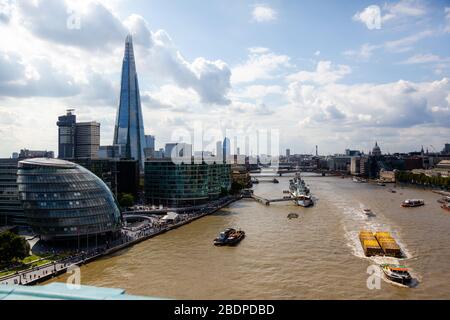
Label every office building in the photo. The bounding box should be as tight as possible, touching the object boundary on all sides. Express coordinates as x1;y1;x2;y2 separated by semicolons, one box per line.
223;137;230;163
113;35;146;170
57;110;100;160
144;135;155;159
17;158;122;240
74;122;100;159
56;109;76;159
0;158;25;226
74;158;139;198
144;160;231;207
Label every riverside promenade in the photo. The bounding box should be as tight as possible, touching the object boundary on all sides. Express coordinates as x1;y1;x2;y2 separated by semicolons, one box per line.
0;195;240;286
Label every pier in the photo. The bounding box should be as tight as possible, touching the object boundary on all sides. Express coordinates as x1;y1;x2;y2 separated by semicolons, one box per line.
247;194;295;206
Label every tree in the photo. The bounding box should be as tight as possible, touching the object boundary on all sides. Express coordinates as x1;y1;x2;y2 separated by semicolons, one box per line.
119;193;134;208
0;231;30;267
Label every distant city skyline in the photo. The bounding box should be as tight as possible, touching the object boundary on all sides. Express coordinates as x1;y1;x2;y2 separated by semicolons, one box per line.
1;0;450;157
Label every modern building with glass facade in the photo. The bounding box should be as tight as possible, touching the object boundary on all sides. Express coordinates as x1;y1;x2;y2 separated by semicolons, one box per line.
113;35;146;171
17;158;122;240
0;158;26;226
145;159;231;207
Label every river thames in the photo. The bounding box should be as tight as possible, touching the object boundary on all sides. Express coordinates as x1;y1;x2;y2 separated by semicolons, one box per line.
46;174;450;299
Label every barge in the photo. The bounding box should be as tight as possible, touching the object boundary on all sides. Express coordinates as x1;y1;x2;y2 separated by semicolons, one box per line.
359;231;402;258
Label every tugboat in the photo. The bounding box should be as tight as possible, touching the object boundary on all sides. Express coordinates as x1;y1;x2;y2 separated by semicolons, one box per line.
401;199;425;207
214;228;245;246
289;173;313;207
362;208;376;217
380;264;412;285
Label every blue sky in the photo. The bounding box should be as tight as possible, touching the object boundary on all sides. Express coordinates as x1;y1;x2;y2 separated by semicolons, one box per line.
0;0;450;157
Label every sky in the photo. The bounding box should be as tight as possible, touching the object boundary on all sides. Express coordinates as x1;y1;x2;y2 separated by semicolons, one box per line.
0;0;450;157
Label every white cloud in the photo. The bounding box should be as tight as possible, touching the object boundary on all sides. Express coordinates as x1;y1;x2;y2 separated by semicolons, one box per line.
353;0;427;30
0;0;232;105
400;53;442;64
251;5;277;23
287;61;351;85
353;5;382;30
232;84;283;100
287;77;450;129
343;43;379;60
231;48;290;84
445;7;450;33
384;30;433;52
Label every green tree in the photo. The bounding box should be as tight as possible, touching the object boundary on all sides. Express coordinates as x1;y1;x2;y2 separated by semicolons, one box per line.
0;231;30;267
119;193;134;208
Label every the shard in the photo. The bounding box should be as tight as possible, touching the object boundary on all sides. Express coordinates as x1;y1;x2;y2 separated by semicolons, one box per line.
113;34;146;171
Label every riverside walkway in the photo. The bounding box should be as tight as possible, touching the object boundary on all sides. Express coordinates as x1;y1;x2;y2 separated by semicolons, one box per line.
0;196;240;286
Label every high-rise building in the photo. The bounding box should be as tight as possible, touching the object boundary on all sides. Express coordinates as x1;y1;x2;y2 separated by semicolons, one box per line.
216;141;223;161
56;109;76;159
113;35;146;170
144;135;155;159
75;122;100;159
286;149;290;157
443;143;450;155
57;110;100;160
223;137;230;163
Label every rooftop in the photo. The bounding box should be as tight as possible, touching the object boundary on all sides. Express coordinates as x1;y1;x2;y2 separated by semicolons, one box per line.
19;158;77;169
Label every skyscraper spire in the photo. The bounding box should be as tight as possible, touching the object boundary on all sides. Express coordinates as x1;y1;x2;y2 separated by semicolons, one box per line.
113;34;146;171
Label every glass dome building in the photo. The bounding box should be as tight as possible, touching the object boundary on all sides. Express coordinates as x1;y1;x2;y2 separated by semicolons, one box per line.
17;158;122;240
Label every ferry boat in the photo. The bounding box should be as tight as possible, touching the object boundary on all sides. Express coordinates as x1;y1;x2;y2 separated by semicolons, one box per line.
401;199;425;207
380;264;412;285
362;208;376;217
214;228;245;246
289;173;313;207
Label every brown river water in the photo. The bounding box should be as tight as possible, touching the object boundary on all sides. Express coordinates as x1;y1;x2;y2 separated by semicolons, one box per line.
46;174;450;299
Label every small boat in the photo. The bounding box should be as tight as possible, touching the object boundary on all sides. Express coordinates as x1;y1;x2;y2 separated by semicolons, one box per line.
377;181;386;186
441;204;450;211
389;188;397;193
362;208;376;217
401;199;425;207
380;264;412;285
214;228;245;246
273;178;279;184
287;213;299;219
437;196;450;204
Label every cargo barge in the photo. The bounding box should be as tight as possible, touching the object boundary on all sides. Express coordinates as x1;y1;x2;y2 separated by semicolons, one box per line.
359;231;403;258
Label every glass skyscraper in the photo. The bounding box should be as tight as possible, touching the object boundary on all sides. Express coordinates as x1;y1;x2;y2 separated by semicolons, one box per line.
113;35;146;171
